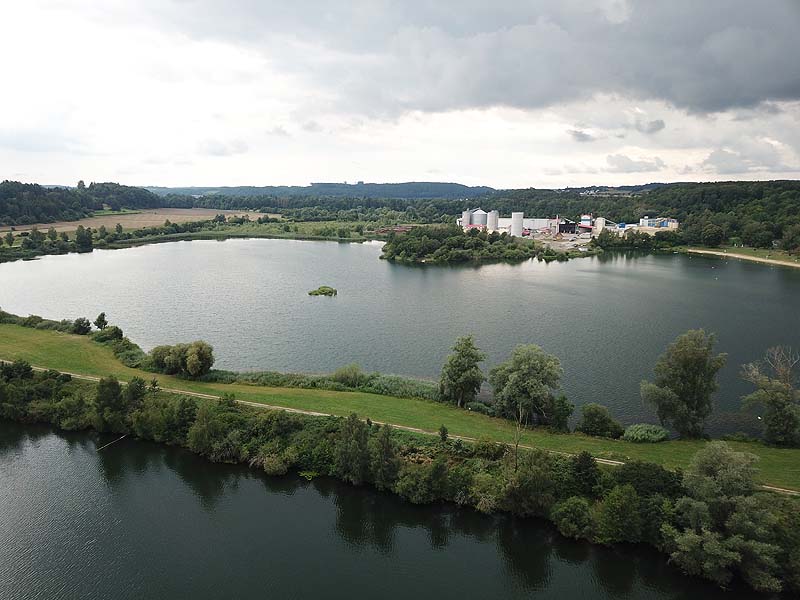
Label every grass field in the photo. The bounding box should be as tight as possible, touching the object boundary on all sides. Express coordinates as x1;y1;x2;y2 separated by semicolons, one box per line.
1;323;798;490
0;208;266;235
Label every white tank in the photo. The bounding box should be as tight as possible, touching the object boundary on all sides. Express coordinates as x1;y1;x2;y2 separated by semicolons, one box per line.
510;212;524;237
487;210;499;232
593;217;606;236
472;209;487;226
461;210;471;227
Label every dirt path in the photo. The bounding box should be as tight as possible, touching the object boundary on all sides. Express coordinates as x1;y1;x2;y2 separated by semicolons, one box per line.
687;248;800;269
8;360;799;496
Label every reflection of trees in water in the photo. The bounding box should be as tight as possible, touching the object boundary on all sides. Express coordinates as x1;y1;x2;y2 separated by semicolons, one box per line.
0;421;50;452
495;515;553;592
591;546;636;598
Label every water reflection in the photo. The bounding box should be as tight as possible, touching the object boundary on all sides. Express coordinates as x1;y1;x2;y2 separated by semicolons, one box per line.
0;423;769;599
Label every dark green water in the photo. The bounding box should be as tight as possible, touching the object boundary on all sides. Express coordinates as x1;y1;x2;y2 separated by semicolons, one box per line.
0;421;761;599
1;239;798;433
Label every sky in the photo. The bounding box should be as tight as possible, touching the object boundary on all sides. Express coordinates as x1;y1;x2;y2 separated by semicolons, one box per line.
2;0;800;189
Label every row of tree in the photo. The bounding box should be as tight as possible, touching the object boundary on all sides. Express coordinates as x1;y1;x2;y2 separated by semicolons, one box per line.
439;331;800;446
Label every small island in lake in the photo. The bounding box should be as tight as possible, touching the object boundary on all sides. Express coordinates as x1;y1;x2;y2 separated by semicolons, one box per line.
308;285;337;296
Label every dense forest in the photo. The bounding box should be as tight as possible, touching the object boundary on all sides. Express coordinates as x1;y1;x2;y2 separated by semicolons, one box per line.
4;179;799;251
0;181;160;225
381;224;542;263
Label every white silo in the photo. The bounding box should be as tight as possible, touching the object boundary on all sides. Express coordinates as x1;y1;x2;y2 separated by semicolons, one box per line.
487;210;499;232
510;212;524;237
593;217;606;236
472;209;487;226
461;210;472;228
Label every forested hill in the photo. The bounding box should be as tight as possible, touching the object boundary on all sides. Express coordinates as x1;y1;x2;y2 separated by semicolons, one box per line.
0;181;160;225
147;181;494;200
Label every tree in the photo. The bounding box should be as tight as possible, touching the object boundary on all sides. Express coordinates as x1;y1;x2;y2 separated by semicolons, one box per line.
115;223;123;235
701;224;724;247
439;335;485;408
46;227;57;241
370;424;399;490
571;451;602;498
742;346;800;446
71;317;92;335
93;376;126;432
94;312;108;330
438;424;448;443
489;344;564;427
641;330;727;438
576;403;624;438
594;484;642;544
3;231;13;247
334;413;370;485
185;341;214;377
74;225;93;252
683;441;757;504
551;496;592;539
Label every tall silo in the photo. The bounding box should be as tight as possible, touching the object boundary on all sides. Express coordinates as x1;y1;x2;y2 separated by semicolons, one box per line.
472;209;487;226
510;212;524;236
593;217;606;236
487;210;499;232
461;210;472;228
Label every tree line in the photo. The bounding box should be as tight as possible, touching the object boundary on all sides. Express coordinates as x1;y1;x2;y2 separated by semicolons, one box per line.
1;362;798;594
439;330;800;447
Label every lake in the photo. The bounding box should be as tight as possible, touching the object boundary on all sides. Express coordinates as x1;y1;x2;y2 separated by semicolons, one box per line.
0;421;761;599
1;239;798;433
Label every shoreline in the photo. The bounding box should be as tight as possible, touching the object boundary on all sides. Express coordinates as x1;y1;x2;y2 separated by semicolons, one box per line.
686;247;800;269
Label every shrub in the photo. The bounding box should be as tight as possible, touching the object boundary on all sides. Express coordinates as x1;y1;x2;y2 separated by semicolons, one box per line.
331;363;370;388
576;403;624;439
465;401;495;416
92;325;124;343
71;317;92;335
623;423;670;443
552;496;592;539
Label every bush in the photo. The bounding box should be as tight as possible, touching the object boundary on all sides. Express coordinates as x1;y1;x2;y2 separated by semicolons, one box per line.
552;496;592;539
576;403;624;439
465;401;495;416
623;423;670;443
147;341;215;377
71;317;92;335
331;363;370;388
92;325;124;343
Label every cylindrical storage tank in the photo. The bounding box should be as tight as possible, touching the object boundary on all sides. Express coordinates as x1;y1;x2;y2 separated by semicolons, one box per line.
472;209;487;226
510;212;524;236
461;210;471;227
593;217;606;235
487;210;499;232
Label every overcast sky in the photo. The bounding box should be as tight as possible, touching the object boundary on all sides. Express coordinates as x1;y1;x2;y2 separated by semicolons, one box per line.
2;0;800;188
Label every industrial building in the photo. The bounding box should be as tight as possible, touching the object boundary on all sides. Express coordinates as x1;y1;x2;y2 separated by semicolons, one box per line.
458;209;678;238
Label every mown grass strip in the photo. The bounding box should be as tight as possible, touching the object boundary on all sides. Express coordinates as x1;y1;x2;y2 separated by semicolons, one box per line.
1;323;798;490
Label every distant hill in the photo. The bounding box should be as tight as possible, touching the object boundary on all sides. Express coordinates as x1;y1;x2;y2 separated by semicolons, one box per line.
146;181;494;200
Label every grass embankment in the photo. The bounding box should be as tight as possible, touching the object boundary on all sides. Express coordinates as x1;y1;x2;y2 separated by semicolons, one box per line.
685;246;800;268
1;323;798;490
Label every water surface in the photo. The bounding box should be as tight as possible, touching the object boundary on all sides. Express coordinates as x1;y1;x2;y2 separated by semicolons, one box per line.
1;239;798;433
0;422;760;599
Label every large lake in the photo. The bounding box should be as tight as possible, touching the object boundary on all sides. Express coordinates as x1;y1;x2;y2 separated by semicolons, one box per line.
0;422;760;599
1;239;799;433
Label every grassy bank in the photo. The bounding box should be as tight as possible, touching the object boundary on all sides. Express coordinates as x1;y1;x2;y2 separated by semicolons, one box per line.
1;323;798;490
684;246;800;268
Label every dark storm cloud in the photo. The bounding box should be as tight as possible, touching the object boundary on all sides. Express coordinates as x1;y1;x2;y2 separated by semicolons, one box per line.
127;0;800;116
